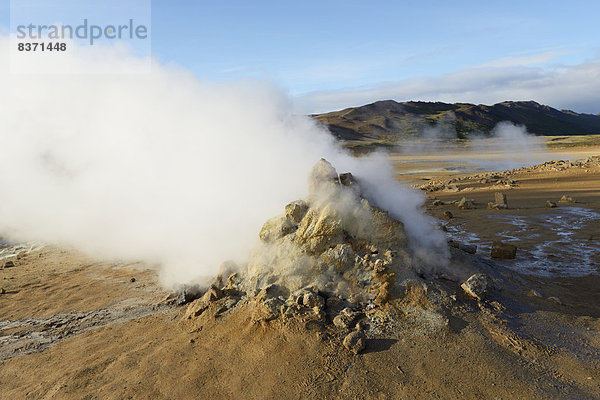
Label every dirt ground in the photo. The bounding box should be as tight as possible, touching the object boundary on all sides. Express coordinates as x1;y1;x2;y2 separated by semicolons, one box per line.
1;144;599;399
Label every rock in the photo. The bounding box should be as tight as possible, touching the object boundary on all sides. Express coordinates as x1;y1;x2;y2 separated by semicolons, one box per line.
494;192;507;207
176;284;204;306
373;281;391;306
214;261;238;288
343;331;366;354
259;215;295;243
443;211;453;220
0;288;5;295
285;200;309;225
308;158;339;195
488;202;508;210
432;199;443;206
546;201;557;208
303;292;325;309
252;296;285;322
547;296;563;305
527;289;542;298
321;244;355;272
130;277;136;283
355;320;368;331
459;244;477;254
457;197;475;209
294;206;344;253
4;260;15;268
461;273;488;301
256;284;288;302
558;195;575;203
203;285;225;302
491;241;517;259
225;273;240;290
333;308;362;329
338;172;357;187
448;240;460;248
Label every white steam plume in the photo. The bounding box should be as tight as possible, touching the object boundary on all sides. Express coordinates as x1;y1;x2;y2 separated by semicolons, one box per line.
469;121;550;170
0;36;447;286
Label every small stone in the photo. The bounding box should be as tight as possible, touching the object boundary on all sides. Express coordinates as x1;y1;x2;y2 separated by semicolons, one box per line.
461;273;488;301
333;308;362;329
547;296;563;305
443;211;453;220
4;261;15;268
373;259;386;273
527;289;542;298
303;292;325;309
491;241;517;259
457;197;475;209
343;331;366;354
558;195;575;204
338;172;357;187
355;320;367;331
432;199;443;206
546;201;557;208
130;277;136;283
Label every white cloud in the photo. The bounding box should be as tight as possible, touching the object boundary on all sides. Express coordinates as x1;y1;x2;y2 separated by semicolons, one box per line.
294;58;600;114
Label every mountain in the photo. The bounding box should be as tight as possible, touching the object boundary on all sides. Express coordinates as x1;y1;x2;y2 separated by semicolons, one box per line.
313;100;600;141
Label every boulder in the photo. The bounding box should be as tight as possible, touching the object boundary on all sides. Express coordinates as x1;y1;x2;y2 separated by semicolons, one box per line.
491;241;517;259
343;331;366;354
461;273;488;301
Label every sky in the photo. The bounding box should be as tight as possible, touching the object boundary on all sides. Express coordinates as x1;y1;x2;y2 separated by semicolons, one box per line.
1;0;599;113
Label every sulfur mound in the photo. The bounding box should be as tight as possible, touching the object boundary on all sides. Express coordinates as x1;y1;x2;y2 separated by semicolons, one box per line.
183;159;512;354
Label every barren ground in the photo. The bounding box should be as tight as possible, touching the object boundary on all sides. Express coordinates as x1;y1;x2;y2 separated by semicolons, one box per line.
1;143;599;399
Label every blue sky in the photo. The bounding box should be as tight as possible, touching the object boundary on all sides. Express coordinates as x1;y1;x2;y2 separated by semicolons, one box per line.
2;1;600;113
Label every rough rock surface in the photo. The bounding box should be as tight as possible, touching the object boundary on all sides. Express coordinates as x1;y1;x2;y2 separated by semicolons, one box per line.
343;331;366;354
491;241;517;259
461;274;489;300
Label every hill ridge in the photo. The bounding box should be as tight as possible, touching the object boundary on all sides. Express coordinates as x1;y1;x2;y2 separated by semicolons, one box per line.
313;100;600;140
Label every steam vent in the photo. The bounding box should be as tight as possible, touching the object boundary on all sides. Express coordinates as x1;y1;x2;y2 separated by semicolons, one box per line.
181;159;518;355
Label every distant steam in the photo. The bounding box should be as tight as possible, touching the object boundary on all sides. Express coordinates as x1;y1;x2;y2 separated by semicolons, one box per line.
469;121;550;170
0;36;447;287
396;114;552;172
